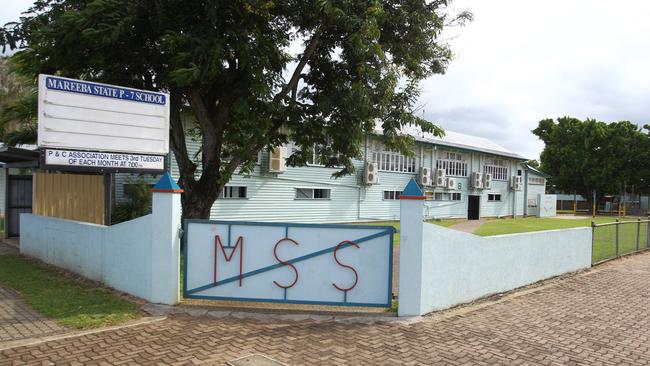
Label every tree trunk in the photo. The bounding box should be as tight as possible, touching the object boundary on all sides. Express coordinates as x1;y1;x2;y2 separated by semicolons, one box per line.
180;181;221;219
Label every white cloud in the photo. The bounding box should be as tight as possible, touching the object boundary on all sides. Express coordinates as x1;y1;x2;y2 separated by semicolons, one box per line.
421;0;650;158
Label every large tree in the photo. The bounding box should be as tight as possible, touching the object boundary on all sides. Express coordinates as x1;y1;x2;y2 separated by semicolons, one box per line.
0;57;37;144
1;0;471;218
533;117;650;200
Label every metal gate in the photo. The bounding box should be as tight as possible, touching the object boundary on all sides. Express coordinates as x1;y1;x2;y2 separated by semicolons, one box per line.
7;175;33;237
183;220;395;307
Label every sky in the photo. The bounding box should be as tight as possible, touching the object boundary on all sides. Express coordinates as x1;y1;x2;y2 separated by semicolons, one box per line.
3;0;650;159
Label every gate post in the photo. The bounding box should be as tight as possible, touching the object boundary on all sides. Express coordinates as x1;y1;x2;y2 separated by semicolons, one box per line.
150;172;183;305
398;178;425;317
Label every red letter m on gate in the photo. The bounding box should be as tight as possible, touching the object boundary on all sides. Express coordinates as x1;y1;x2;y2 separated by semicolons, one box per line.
214;236;244;287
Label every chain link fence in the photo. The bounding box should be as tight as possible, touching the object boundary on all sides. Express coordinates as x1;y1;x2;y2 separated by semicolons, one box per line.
592;219;650;264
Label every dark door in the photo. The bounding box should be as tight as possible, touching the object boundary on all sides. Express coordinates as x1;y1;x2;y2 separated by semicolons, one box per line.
7;175;33;237
468;195;480;220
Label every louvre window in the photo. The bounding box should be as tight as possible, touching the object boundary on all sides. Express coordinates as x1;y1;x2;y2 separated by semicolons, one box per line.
383;191;401;200
484;158;508;181
432;192;462;201
220;186;248;199
372;146;416;173
488;194;502;202
436;151;468;177
295;188;331;199
528;177;545;185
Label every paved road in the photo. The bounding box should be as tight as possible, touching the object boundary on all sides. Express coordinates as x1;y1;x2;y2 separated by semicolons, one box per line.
2;252;650;365
449;219;487;234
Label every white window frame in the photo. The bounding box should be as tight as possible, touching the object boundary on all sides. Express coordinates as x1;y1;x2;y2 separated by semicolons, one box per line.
295;187;331;200
528;177;546;185
436;151;468;177
220;186;248;199
286;141;341;167
487;193;502;202
483;158;508;181
383;190;401;200
431;192;462;201
371;144;416;173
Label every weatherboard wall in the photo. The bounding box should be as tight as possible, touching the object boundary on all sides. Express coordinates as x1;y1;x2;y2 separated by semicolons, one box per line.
115;136;536;222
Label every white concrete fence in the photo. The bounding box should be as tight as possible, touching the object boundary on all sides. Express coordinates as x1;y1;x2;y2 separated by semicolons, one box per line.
20;176;182;305
18;175;592;316
398;179;592;316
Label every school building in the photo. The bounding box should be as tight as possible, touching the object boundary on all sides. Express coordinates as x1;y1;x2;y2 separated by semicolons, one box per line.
0;126;549;235
116;126;549;223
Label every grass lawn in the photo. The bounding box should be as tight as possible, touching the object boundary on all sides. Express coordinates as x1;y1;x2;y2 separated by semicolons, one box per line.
474;216;649;263
356;219;462;246
0;254;141;329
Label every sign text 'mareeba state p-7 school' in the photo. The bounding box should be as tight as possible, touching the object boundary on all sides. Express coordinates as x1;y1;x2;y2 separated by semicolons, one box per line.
38;74;170;172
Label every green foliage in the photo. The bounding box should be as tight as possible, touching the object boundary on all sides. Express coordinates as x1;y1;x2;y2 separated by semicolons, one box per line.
0;57;37;144
0;254;140;329
533;117;650;198
111;177;152;224
525;159;540;169
1;0;471;218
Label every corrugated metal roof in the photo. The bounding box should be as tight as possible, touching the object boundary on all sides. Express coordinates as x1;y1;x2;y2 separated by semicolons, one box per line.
373;123;525;160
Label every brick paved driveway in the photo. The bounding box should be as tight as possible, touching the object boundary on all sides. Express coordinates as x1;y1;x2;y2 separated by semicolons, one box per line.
0;243;66;347
2;252;650;365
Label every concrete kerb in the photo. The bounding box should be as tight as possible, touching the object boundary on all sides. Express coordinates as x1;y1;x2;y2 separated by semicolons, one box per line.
144;256;633;327
141;303;414;325
0;316;166;352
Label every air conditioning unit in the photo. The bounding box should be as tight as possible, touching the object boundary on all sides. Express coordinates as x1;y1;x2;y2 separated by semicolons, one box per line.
419;167;432;187
483;173;493;190
511;175;523;191
268;146;287;173
435;168;446;187
364;161;379;184
472;172;483;189
446;177;456;190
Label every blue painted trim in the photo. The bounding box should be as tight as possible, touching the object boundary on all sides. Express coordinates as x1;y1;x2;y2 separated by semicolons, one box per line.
182;220;189;299
183;293;390;308
45;76;167;105
387;227;394;305
183;219;396;232
153;172;181;191
186;229;392;294
183;220;395;308
401;178;424;197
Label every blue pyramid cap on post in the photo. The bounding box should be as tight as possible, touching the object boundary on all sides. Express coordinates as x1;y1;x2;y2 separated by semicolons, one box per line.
151;172;183;193
400;178;424;200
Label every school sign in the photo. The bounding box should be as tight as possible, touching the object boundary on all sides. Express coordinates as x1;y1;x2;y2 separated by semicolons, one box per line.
38;74;169;173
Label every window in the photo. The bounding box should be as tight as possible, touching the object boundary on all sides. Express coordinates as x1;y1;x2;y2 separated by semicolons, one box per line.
295;188;331;199
220;186;247;199
484;158;508;181
488;194;502;202
287;142;339;167
436;151;468;177
431;192;462;201
425;191;434;201
372;146;416;173
383;191;401;200
529;177;545;185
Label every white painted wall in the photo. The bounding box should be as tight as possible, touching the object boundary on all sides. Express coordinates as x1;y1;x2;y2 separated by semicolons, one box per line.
399;204;592;316
20;190;181;305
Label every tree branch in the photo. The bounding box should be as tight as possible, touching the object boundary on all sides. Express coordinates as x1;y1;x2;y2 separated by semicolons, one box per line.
273;25;323;104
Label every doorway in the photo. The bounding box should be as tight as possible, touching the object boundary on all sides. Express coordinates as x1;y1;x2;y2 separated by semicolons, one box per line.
468;195;480;220
6;175;33;237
